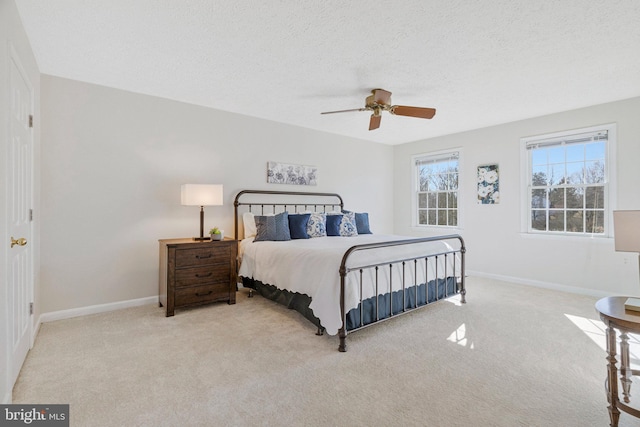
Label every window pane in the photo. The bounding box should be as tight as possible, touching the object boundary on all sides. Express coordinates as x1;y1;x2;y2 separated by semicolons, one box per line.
418;193;427;208
566;188;584;209
428;210;436;225
418;210;428;225
437;210;447;226
419;170;429;191
548;146;565;163
566;145;584;163
437;192;447;208
585;160;605;184
585;210;604;233
447;172;456;189
566;162;584;185
428;174;439;191
585;186;604;209
447;192;457;208
549;210;564;231
531;210;546;231
448;210;457;226
549;163;565;185
437;175;449;191
549;188;565;208
566;210;584;232
427;193;437;207
532;149;547;165
531;189;547;208
585;142;605;160
532;165;547;185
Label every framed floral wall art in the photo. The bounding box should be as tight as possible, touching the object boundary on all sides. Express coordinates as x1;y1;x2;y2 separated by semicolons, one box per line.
267;161;317;186
477;164;499;204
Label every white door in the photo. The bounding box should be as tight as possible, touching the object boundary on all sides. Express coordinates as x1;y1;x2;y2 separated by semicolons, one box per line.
8;49;34;388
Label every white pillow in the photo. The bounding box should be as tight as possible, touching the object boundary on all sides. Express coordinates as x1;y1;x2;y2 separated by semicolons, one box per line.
243;212;257;238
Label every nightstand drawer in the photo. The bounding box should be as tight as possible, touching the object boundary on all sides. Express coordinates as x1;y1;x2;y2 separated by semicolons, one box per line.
175;283;230;306
176;245;231;268
175;264;230;287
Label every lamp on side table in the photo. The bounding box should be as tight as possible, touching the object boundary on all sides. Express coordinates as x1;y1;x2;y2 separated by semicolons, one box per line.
181;184;223;241
613;210;640;311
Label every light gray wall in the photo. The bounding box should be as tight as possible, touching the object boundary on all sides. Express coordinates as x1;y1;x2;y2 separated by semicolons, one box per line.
40;75;394;314
1;0;41;403
393;97;640;296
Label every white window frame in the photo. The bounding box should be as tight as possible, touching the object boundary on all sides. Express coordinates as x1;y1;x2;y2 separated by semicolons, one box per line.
412;148;462;229
520;123;617;237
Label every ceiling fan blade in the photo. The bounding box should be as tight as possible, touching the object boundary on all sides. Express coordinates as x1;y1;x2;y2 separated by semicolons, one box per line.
372;89;392;105
321;108;367;115
390;105;436;119
369;114;381;131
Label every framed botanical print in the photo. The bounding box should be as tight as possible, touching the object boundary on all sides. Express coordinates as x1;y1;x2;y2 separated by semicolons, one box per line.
477;164;499;204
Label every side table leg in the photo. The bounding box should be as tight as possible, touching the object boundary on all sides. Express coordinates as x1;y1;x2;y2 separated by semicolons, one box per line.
620;331;632;403
606;325;621;427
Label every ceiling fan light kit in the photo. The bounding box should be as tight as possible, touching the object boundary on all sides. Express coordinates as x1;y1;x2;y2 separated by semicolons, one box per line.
321;88;436;131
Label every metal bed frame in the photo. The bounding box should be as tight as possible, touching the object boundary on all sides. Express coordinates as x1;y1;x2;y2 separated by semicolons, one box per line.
234;189;466;352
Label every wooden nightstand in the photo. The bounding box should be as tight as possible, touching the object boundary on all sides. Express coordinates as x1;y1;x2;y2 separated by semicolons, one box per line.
159;238;238;316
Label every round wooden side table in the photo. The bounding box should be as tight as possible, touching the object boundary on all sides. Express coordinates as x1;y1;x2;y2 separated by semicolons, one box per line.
596;296;640;427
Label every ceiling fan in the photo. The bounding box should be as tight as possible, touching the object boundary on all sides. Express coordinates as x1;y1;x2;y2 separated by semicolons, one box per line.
321;88;436;131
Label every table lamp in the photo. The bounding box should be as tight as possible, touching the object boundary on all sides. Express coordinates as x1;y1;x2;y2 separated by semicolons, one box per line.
613;210;640;311
181;184;223;241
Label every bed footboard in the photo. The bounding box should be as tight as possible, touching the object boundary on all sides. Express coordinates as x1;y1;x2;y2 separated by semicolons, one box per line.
338;235;466;352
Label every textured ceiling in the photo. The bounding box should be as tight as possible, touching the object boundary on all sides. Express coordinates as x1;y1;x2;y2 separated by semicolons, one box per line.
14;0;640;145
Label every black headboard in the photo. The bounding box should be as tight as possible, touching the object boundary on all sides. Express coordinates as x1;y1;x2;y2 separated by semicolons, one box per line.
233;190;344;240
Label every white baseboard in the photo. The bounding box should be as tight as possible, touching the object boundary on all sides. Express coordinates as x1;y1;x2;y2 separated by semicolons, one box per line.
467;270;613;299
31;316;40;347
39;296;159;324
2;391;11;404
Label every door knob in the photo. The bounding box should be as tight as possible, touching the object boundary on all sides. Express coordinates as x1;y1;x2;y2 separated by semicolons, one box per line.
10;237;27;248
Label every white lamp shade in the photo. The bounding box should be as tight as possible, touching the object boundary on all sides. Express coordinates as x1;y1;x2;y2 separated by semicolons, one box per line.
613;210;640;252
181;184;223;206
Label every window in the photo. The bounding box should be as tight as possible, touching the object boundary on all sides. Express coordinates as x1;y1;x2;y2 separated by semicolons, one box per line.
523;124;614;235
415;150;459;227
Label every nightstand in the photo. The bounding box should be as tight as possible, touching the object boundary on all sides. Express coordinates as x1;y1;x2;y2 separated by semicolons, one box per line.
159;238;238;316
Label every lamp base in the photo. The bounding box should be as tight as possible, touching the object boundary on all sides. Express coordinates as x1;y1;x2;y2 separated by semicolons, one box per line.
624;297;640;313
192;236;211;241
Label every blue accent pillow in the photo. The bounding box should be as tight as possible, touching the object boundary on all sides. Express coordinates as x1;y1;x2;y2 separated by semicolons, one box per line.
354;212;371;234
288;213;311;239
343;210;372;234
326;214;343;236
254;212;291;242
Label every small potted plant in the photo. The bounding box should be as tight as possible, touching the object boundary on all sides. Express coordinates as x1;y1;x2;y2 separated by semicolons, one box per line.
209;227;224;241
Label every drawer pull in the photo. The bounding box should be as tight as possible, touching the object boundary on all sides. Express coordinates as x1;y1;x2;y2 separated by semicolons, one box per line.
195;290;213;297
196;254;213;259
195;272;213;278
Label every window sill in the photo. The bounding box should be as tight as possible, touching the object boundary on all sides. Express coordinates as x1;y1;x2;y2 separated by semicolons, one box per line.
519;231;613;244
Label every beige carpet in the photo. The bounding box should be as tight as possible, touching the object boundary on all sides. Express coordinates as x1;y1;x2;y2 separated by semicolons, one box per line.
12;277;640;426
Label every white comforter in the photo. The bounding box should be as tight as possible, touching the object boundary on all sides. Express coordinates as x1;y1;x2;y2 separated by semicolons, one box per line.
238;234;461;335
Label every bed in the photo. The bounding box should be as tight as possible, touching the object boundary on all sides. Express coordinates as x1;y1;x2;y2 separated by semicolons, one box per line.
234;189;466;352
